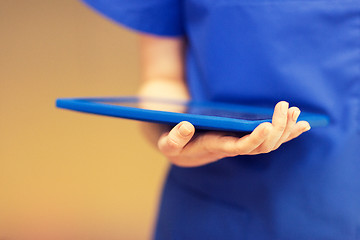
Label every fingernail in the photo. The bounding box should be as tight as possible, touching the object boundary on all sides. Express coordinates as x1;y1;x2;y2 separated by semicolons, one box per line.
304;123;311;131
179;123;192;137
281;102;289;115
292;110;300;121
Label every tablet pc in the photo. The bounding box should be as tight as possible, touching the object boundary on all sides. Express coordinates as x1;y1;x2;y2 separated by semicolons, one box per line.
56;96;329;132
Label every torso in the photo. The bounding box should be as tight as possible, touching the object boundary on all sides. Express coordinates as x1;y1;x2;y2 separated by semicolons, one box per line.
165;0;360;238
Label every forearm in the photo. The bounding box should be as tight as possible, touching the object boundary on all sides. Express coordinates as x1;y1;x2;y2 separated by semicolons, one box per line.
138;78;189;100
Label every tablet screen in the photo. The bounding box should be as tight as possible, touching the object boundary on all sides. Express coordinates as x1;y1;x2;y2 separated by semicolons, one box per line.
102;98;273;121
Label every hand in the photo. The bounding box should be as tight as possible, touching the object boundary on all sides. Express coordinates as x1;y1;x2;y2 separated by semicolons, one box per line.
157;101;311;167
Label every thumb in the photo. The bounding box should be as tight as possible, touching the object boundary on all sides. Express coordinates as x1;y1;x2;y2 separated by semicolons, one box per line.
158;121;195;156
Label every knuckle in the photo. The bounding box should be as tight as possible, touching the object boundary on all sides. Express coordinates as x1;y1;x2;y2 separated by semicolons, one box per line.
238;147;251;155
224;145;238;156
259;145;273;154
157;139;166;152
198;134;210;150
158;137;181;156
240;143;256;155
276;124;287;132
202;134;222;152
166;137;180;149
261;122;273;129
222;138;240;155
251;134;263;145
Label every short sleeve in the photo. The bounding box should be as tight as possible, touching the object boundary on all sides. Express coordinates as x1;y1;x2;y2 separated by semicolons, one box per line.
82;0;184;37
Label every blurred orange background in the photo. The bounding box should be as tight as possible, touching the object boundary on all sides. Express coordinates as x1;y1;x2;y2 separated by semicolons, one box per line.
0;1;168;239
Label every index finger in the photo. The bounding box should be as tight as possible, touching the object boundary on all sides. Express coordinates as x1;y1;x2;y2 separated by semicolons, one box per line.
203;122;272;156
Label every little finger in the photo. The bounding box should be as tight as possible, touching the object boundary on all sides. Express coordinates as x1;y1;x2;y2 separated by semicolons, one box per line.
284;121;311;143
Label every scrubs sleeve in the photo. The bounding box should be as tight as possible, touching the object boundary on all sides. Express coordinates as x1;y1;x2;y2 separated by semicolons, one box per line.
82;0;184;37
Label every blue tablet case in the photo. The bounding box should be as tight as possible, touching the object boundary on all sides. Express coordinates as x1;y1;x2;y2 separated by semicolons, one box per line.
56;96;329;132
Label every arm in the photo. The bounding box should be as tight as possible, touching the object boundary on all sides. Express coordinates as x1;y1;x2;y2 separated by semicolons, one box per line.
137;34;189;146
138;34;311;167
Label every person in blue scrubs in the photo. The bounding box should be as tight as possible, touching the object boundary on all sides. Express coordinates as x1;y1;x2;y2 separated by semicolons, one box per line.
82;0;360;239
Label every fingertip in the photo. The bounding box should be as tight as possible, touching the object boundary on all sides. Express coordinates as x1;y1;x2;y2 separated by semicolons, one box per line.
178;121;195;137
276;100;287;105
288;106;299;113
281;100;289;106
281;101;289;114
297;121;311;131
274;101;289;117
288;107;300;121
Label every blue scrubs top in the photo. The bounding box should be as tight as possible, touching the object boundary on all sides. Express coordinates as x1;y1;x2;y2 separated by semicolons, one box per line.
83;0;360;239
